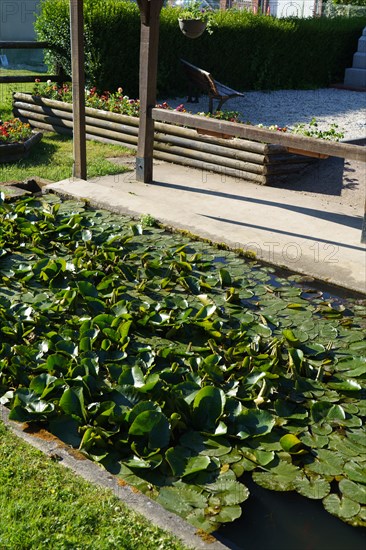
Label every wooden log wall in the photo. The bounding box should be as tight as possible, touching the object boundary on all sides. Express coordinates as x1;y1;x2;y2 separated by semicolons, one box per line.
13;93;318;185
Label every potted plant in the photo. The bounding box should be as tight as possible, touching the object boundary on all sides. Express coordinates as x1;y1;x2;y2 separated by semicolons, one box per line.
177;0;214;38
0;118;42;163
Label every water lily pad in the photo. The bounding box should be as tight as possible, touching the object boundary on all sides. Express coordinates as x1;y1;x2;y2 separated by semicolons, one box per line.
344;460;366;484
294;474;330;499
305;449;344;476
339;479;366;505
252;460;300;491
323;494;360;519
156;485;207;515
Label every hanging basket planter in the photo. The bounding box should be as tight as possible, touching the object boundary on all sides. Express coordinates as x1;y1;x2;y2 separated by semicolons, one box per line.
178;18;207;39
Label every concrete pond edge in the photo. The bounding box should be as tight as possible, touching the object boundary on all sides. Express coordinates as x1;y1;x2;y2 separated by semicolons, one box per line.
0;405;230;550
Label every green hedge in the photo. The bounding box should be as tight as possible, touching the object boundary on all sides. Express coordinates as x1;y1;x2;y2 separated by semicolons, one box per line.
35;0;366;97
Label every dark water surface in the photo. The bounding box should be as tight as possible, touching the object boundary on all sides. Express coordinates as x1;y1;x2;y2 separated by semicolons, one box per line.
215;474;366;550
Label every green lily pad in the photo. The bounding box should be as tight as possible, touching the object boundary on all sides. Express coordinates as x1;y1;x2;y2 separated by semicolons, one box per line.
252;460;300;491
323;494;360;520
339;479;366;505
294;474;330;499
305;449;344;476
156;485;207;516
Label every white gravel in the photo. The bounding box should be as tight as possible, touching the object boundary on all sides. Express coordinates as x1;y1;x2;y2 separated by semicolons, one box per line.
162;88;366;140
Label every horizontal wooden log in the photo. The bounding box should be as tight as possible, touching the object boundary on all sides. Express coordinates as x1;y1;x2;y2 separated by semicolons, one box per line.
264;161;315;176
14;93;140;126
155;131;266;164
15;110;139;147
0;75;58;84
153;141;265;174
154;120;278;155
153;151;268;184
14;102;140;138
0;41;50;49
152;108;366;162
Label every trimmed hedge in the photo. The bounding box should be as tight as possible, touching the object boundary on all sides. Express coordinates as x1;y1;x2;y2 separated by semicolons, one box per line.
35;0;366;97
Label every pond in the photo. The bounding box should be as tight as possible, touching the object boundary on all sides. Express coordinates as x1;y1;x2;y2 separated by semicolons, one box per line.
0;194;365;539
216;473;366;550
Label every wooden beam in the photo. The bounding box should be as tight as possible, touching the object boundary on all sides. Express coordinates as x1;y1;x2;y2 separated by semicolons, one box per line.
0;41;50;49
152;109;366;162
0;75;58;84
70;0;87;180
136;0;164;183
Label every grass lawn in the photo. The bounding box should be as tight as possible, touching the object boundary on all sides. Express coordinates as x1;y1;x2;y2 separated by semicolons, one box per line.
0;421;189;550
0;69;37;120
0;72;133;183
0;133;132;183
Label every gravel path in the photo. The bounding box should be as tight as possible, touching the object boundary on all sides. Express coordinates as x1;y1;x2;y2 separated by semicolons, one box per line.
163;88;366;140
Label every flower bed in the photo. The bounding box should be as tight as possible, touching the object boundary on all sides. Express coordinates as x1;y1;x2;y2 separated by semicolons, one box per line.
13;86;323;185
0;118;42;164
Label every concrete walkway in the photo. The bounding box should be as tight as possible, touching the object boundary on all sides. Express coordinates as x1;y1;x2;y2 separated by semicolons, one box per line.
46;157;366;295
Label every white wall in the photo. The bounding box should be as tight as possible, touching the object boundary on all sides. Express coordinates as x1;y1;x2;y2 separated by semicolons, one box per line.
268;0;317;17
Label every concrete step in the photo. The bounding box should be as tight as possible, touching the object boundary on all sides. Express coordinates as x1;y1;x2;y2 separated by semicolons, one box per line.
357;36;366;53
344;67;366;88
353;52;366;69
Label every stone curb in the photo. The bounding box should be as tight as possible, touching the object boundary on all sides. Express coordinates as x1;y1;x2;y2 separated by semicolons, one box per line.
0;405;230;550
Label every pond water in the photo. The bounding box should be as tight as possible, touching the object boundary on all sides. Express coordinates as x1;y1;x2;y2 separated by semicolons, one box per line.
1;196;365;542
215;474;366;550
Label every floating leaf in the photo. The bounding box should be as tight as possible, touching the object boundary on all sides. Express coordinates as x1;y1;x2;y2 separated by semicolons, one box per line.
180;432;232;457
182;455;211;478
252;461;300;491
294;474;330;499
339;479;366;505
280;434;303;453
156;485;207;516
323;494;360;520
305;449;344;476
344;461;366;484
235;409;276;439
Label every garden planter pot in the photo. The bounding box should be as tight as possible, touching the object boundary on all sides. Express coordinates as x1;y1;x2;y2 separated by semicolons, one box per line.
178;18;207;38
0;131;42;163
13;93;321;185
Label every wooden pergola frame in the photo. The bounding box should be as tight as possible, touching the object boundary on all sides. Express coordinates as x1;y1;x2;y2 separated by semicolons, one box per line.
69;0;365;243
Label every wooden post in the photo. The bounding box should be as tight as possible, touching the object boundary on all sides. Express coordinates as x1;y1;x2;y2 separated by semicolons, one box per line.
362;202;366;244
70;0;87;180
136;0;164;183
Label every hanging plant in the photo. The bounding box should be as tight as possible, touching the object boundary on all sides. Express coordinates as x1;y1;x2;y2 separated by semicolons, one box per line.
177;0;215;38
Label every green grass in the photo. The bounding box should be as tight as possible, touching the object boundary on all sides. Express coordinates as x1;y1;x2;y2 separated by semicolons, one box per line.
0;133;132;183
0;74;133;183
0;69;37;120
0;421;189;550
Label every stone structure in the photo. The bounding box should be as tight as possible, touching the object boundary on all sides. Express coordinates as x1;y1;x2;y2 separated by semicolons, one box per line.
344;27;366;89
